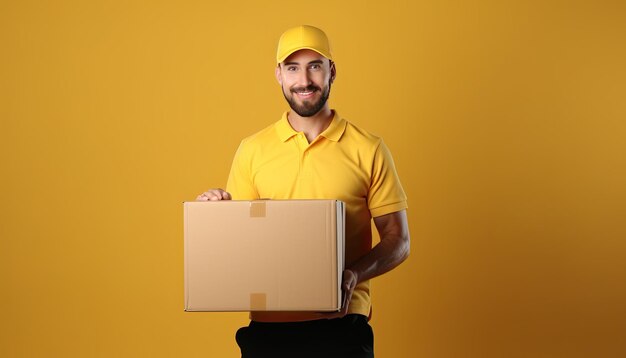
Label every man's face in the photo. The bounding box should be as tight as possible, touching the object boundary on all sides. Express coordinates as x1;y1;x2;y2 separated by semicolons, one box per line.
275;49;335;117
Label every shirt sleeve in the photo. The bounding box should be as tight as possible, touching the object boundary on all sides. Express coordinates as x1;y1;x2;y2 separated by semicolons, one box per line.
226;140;259;200
367;139;408;217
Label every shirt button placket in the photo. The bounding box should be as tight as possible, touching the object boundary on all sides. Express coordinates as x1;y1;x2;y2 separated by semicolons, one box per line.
296;134;308;181
300;135;312;181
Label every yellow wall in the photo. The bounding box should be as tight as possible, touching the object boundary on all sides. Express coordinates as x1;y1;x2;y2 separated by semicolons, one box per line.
2;0;625;357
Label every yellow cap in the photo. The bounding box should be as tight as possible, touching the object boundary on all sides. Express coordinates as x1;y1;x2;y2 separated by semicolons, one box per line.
276;25;333;64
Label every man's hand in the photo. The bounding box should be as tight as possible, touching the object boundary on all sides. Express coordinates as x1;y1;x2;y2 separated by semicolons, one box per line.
319;269;358;319
196;188;232;201
338;269;358;316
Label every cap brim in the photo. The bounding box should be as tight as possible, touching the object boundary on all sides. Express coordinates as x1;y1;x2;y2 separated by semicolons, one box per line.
277;47;332;64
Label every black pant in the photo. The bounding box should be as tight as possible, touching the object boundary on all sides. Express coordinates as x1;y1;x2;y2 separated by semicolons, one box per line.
235;314;374;358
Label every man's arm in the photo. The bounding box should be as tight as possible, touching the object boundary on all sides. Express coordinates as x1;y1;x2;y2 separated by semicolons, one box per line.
330;209;410;318
351;209;410;283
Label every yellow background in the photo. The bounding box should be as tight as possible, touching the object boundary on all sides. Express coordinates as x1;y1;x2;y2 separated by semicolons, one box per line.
2;0;625;357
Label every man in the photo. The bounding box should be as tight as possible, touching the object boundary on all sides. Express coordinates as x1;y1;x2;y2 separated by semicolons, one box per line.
197;25;410;357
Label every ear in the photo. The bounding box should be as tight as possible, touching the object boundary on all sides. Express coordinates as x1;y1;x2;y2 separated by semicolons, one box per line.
275;65;283;85
330;61;337;84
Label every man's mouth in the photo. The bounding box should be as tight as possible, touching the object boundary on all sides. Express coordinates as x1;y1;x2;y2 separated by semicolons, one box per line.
292;87;319;98
296;91;314;97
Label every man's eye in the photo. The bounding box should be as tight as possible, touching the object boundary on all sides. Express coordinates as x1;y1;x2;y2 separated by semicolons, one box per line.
287;66;297;71
310;64;320;70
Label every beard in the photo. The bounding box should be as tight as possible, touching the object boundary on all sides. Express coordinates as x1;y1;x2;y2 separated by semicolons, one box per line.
282;82;331;117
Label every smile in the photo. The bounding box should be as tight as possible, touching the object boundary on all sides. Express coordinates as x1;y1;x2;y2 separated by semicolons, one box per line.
294;90;316;98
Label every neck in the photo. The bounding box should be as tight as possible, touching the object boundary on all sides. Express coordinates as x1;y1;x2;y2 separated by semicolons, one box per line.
287;106;334;143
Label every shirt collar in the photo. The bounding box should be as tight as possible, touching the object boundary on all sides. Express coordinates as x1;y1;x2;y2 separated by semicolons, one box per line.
275;110;346;143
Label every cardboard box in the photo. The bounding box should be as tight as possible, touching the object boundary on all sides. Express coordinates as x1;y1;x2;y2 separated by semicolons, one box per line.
184;200;345;312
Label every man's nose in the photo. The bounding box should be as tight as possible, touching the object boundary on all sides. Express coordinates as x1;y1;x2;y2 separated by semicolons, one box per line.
295;70;312;87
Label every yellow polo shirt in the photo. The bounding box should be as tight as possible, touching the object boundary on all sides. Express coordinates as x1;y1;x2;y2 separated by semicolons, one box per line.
226;110;407;317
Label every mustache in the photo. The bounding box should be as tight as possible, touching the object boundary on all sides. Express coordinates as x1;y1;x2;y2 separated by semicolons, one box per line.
291;85;321;93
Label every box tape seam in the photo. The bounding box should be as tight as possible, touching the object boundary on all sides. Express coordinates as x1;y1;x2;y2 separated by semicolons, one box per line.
250;201;266;218
250;293;267;310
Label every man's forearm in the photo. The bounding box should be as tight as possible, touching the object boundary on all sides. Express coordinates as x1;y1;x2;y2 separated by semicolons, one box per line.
348;210;410;284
